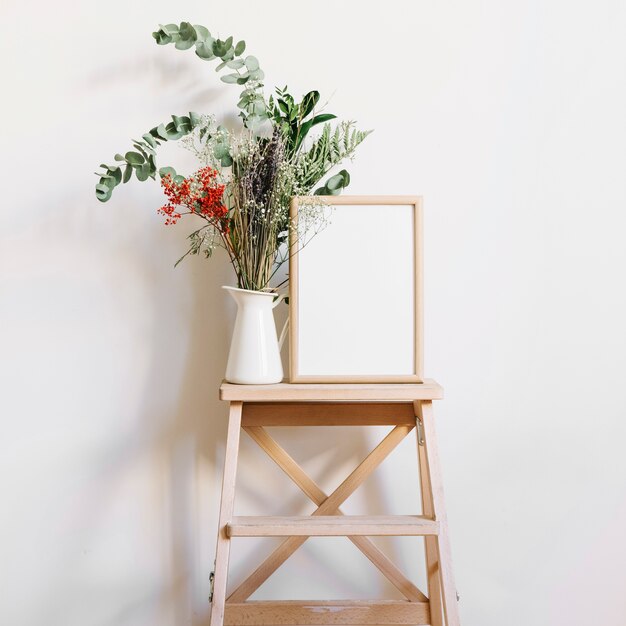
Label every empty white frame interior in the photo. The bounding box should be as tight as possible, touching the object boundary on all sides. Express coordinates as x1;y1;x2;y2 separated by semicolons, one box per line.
289;196;423;383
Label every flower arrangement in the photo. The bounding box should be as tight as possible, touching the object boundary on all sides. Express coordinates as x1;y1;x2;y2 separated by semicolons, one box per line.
95;22;371;291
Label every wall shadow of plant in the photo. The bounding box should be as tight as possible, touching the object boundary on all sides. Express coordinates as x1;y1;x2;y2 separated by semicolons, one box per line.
84;50;409;624
149;239;233;626
142;238;416;621
84;54;224;113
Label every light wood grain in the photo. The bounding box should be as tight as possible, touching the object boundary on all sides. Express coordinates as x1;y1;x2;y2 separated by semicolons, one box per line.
293;195;426;205
242;402;416;426
224;600;430;625
228;515;439;536
209;402;243;626
244;425;427;602
208;392;460;626
289;196;423;384
416;401;461;626
220;380;443;402
227;424;413;602
416;403;444;626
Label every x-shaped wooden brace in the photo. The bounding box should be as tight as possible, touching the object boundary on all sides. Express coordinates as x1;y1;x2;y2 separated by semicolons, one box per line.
227;423;428;603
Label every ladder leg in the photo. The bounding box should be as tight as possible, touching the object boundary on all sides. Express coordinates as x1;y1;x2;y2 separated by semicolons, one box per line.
415;400;460;626
209;401;243;626
416;406;444;626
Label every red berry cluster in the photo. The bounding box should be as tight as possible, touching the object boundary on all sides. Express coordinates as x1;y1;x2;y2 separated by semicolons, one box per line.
159;166;227;227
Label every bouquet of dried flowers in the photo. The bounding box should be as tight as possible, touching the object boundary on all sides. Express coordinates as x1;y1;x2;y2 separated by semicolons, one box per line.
95;22;371;291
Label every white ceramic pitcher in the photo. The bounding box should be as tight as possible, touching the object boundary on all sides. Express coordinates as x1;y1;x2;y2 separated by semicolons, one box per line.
223;286;288;384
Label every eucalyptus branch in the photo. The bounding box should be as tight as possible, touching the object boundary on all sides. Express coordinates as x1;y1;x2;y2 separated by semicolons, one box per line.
95;112;203;202
152;22;268;131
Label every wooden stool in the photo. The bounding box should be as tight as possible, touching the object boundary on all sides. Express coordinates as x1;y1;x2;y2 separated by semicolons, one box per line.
209;381;460;626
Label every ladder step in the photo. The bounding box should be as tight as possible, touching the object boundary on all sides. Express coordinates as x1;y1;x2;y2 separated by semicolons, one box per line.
224;600;430;625
227;515;439;537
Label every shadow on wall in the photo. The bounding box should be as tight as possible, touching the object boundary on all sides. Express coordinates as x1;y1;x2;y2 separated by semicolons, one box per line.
83;65;405;624
85;53;225;114
145;246;407;619
146;225;233;625
146;233;412;621
37;172;410;626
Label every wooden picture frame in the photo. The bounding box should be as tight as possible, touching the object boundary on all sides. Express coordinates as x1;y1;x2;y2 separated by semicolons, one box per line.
289;195;423;383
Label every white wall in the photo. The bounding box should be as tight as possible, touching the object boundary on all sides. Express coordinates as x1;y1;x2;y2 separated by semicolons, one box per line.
2;1;626;624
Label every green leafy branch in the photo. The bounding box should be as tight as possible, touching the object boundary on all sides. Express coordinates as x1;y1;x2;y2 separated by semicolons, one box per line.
95;112;202;202
152;22;268;130
298;122;373;195
267;87;336;156
266;90;372;195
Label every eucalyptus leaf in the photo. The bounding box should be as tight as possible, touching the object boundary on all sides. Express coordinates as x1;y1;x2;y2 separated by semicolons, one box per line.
178;22;197;41
212;40;227;57
313;168;352;196
326;174;344;190
175;38;195;50
132;143;150;159
245;115;263;133
193;24;210;40
136;163;151;181
161;23;179;36
222;47;235;62
110;167;123;185
152;31;172;45
159;166;177;178
125;151;144;165
244;55;259;71
213;144;229;158
234;40;245;55
123;164;132;183
171;115;189;130
155;124;169;140
221;73;239;84
195;41;215;59
226;58;245;69
164;122;184;139
142;134;157;148
95;184;112;202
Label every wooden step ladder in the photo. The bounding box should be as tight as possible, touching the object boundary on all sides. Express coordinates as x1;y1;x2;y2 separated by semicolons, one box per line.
209;381;460;626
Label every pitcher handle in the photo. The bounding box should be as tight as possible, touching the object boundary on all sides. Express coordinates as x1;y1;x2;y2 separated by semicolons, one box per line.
272;293;287;309
272;293;289;350
278;318;289;350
